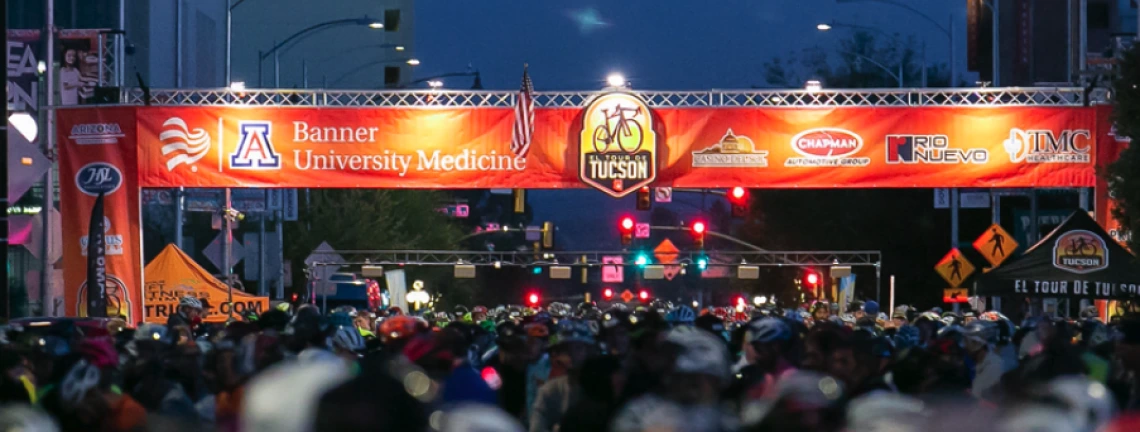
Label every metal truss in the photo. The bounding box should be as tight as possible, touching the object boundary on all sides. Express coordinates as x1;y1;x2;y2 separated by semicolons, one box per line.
306;250;881;269
121;87;1104;108
97;32;124;87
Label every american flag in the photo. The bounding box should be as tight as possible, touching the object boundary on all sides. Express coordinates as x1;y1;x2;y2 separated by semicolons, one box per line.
510;65;535;158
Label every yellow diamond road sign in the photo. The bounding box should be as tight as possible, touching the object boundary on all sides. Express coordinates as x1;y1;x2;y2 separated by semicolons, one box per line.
935;248;974;287
972;224;1018;267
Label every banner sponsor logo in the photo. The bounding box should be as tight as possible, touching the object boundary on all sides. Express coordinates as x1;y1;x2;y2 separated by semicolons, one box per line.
886;135;989;164
76;274;132;321
1053;230;1108;274
7;30;41;113
160;117;211;171
691;129;768;168
785;128;870;167
69;123;125;145
75;162;123;196
230;121;281;169
80;217;123;256
1002;128;1091;163
1013;280;1140;298
578;92;658;197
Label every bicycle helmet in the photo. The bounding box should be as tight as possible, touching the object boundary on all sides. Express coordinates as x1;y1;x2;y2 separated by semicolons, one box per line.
134;323;170;343
1079;319;1109;346
893;325;921;350
745;317;792;344
665;306;697;324
1041;376;1117;432
963;321;998;345
179;296;203;310
472;305;488;315
331;325;366;353
379;316;418;342
525;322;550;338
1079;305;1100;320
665;326;729;382
741;371;845;426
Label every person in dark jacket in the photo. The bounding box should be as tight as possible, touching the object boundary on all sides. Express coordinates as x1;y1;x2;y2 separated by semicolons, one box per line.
560;356;624;432
167;296;204;337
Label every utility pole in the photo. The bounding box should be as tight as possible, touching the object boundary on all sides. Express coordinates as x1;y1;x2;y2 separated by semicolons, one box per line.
43;0;56;316
223;188;234;318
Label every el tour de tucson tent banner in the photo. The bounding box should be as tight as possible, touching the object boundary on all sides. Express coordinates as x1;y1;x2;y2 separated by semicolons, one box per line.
142;244;269;323
56;91;1117;319
977;211;1140;301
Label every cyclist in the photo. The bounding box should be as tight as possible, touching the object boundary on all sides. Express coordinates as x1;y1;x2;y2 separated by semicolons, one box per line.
731;318;796;401
963;321;1003;400
168;296;204;332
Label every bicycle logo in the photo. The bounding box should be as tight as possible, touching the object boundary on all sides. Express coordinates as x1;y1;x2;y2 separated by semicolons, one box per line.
592;104;645;154
1053;230;1108;274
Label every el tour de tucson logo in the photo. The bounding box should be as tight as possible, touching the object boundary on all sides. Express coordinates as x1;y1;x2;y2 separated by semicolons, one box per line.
578;92;658;198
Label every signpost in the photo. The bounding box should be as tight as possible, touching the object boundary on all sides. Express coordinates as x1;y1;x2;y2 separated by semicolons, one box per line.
620;289;635;303
654;187;673;203
602;256;624;283
635;223;651;239
934;248;974;287
943;288;970;303
654;239;681;280
934;188;951;209
972;224;1018;267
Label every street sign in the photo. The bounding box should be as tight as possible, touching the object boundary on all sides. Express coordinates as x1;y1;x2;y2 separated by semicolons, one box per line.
267;190;283;210
203;233;246;272
525;225;541;241
654;187;673;203
304;241;345;283
972;224;1018;267
283;189;299;221
602;256;624;283
8;127;50;201
654;239;679;264
620;290;634;303
943;288;970;303
934;188;950;209
635;223;651;239
934;248;974;287
960;191;991;208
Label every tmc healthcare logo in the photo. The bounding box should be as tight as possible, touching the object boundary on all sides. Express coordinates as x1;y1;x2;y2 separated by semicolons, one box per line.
160;117;212;172
1002;128;1091;164
75;162;123;196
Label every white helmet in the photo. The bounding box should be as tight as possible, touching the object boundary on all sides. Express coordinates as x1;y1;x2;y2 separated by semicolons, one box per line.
665;327;729;382
179;296;203;310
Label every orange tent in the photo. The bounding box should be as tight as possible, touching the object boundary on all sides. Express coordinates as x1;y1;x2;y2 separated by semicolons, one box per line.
142;244;269;323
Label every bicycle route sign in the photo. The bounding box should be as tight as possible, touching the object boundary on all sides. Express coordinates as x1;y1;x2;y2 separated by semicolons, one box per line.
577;92;658;198
934;248;974;288
972;224;1018;268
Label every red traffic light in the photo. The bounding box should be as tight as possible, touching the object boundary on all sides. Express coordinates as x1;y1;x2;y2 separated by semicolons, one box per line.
806;272;820;285
691;221;706;235
603;288;614;299
528;293;540;305
735;296;746;306
638;290;650;300
731;187;746;200
620;217;635;231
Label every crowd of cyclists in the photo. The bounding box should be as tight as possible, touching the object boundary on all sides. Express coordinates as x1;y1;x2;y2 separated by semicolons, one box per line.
0;294;1138;432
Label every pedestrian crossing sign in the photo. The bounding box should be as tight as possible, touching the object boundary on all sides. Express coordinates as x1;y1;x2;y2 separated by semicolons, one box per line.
935;248;974;287
972;224;1018;267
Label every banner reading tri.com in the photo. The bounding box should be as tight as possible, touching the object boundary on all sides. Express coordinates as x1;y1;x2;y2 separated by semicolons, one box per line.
130;104;1103;190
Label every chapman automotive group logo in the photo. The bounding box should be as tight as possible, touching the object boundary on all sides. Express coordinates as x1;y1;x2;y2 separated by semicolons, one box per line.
69;123;125;145
886;135;988;164
578;92;657;198
1003;128;1091;163
691;129;768;168
784;128;869;167
1053;230;1109;274
230;121;280;169
80;217;124;256
75;162;123;196
160;117;211;172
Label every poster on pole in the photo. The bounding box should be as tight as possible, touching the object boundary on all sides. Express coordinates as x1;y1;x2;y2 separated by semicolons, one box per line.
385;269;408;313
6;30;42;114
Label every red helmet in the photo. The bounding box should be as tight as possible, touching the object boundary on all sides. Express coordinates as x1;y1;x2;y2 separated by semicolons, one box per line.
473;306;488;314
380;316;418;342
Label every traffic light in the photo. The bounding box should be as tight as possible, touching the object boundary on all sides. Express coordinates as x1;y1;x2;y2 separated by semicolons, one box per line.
637;187;651;211
634;252;650;267
532;266;542;275
728;187;749;218
690;220;707;249
603;288;614;300
804;270;820;287
542;221;556;249
694;253;709;271
619;216;635;246
527;292;540;306
638;289;650;301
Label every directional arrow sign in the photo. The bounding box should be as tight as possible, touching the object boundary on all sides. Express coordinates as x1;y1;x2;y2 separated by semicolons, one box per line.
943;288;970;303
8;127;50;201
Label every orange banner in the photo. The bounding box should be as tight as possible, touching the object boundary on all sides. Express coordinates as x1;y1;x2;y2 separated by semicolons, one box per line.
57;107;143;323
131;102;1100;191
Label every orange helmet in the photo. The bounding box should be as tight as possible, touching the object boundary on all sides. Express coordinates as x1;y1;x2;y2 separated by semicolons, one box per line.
379;316;418;342
524;322;550;338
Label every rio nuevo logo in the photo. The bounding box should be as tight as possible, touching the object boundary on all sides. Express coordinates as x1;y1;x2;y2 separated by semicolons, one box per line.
578;92;658;198
160;117;212;172
886;135;988;164
1002;128;1091;164
75;162;123;196
69;123;124;145
1053;230;1108;274
785;128;869;167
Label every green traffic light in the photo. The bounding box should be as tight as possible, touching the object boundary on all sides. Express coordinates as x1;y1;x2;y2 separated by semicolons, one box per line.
532;267;542;275
635;253;650;267
697;257;708;271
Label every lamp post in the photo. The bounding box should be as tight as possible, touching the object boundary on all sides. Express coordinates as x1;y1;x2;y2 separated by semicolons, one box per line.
836;0;955;86
818;20;910;87
328;58;422;87
257;16;384;87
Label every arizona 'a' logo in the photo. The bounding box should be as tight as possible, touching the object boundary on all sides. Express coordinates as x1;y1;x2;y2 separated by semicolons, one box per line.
230;121;280;169
578;92;658;198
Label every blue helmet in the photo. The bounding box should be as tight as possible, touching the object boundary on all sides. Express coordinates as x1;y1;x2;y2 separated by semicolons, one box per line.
666;306;697;324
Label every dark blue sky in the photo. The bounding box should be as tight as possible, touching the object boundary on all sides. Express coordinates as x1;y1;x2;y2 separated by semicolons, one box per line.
416;0;969;90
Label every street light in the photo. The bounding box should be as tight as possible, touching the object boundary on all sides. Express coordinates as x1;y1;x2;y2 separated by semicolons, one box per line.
407;58;421;66
427;80;443;89
606;73;627;88
258;16;385;87
805;80;823;92
834;0;955;86
228;81;246;91
816;23;832;31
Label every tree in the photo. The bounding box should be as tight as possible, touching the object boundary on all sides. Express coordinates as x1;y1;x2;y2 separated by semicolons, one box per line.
763;31;950;88
1108;43;1140;252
